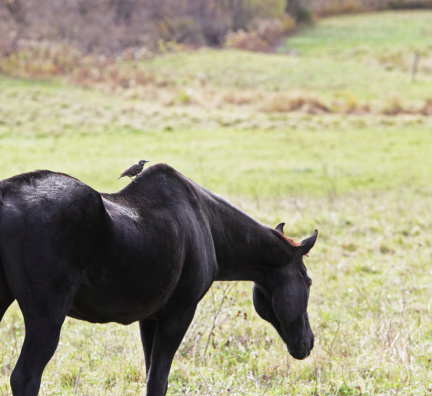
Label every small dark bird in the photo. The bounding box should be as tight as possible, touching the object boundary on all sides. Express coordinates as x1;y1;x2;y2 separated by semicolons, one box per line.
118;160;149;183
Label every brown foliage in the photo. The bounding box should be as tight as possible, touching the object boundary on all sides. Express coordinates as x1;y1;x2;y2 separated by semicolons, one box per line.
0;0;287;56
0;0;157;55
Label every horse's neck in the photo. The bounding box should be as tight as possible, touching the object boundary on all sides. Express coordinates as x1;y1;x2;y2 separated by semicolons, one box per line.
207;201;283;282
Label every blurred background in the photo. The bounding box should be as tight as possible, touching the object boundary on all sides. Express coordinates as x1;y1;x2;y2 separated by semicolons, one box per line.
0;1;431;395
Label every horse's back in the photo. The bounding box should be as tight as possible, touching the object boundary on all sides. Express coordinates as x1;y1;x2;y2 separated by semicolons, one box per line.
0;170;105;249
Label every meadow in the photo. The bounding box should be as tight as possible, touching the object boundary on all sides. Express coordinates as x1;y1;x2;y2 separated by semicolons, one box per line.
0;10;432;396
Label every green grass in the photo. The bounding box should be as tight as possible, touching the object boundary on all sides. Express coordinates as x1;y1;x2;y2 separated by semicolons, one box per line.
285;11;432;55
1;76;431;198
1;10;432;396
123;45;432;107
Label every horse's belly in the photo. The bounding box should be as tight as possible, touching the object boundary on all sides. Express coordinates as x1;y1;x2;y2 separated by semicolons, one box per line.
68;278;174;325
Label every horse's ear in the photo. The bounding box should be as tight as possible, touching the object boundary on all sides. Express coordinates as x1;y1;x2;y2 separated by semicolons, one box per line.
300;229;318;256
275;223;285;235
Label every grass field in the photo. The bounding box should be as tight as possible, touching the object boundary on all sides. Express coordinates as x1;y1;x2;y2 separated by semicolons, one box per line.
0;10;432;396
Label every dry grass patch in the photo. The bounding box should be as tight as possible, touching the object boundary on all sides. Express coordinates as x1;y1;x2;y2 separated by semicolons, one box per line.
258;92;331;113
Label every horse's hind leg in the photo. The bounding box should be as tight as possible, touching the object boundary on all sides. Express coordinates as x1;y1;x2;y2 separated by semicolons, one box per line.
11;318;65;395
0;292;14;323
0;268;14;323
11;299;78;395
9;267;81;396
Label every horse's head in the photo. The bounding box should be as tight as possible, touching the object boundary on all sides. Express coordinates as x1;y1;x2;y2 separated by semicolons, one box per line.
253;225;317;360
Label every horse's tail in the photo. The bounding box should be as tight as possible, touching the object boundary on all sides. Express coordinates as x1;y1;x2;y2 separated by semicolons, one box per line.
0;192;15;323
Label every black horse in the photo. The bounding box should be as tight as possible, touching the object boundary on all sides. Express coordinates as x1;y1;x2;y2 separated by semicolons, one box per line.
0;164;317;396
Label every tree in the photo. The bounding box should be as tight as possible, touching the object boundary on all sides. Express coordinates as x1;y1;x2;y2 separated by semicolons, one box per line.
285;0;311;22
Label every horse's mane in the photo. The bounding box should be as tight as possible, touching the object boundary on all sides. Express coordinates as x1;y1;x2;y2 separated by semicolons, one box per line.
271;229;301;248
197;185;302;249
127;164;303;249
282;235;301;247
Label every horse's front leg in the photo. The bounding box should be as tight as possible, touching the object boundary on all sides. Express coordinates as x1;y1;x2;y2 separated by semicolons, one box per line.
141;304;197;396
139;318;156;376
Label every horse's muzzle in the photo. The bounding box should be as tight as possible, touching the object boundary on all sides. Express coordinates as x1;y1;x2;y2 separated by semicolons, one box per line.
288;339;313;360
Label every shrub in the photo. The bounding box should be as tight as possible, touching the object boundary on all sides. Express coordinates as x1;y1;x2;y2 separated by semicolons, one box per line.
381;97;408;115
224;17;294;52
224;29;271;52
